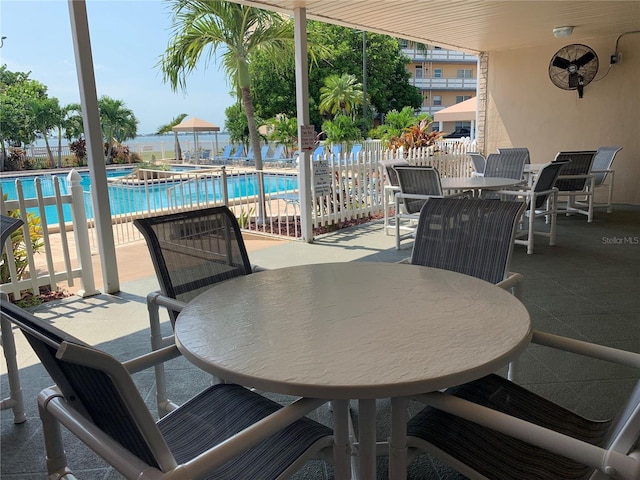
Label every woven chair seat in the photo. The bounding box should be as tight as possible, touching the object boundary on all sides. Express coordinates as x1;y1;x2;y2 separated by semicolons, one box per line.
160;383;332;479
408;374;612;480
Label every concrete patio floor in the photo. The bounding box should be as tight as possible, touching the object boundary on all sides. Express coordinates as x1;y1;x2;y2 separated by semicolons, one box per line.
1;205;639;479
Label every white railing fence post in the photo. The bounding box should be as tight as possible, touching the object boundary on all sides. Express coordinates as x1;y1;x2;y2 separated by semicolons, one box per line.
67;170;99;297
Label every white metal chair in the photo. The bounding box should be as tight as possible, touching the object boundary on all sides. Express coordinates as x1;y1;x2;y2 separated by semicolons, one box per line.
483;151;528;180
407;330;640;480
573;146;622;214
553;150;598;222
134;206;261;416
495;160;569;254
393;165;443;249
497;147;531;163
0;214;27;424
467;152;486;177
407;197;526;294
0;301;335;480
380;159;410;235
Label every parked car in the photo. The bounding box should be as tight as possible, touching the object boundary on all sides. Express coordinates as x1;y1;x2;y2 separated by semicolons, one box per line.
443;128;471;138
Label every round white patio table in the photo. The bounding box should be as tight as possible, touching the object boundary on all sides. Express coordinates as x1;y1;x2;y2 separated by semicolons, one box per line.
441;176;524;195
175;262;531;480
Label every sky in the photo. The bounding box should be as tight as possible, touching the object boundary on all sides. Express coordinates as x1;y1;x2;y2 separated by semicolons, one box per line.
0;0;236;134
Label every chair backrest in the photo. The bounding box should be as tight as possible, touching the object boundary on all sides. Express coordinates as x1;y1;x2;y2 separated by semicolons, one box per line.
592;146;622;186
410;197;526;284
270;144;285;160
553;151;597;192
467;153;486;175
380;159;410;187
497;147;530;164
531;160;570;209
134;206;252;323
351;144;363;160
313;145;324;160
394;166;443;214
484;151;527;180
0;302;175;471
219;144;233;159
1;214;24;254
331;144;342;156
232;145;245;158
260;144;270;159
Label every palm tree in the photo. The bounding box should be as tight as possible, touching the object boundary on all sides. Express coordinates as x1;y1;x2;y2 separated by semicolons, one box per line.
28;96;60;167
267;114;298;157
319;73;364;119
160;0;294;223
156;113;188;161
98;96;138;163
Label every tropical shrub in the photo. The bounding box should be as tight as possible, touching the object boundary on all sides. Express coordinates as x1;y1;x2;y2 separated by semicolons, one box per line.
388;117;443;151
69;139;87;166
321;114;362;146
0;206;44;285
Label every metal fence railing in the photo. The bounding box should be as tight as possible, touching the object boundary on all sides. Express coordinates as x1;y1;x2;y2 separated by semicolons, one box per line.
0;144;475;296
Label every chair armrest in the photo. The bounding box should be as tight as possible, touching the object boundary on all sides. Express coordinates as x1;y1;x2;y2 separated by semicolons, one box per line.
395;193;442;201
123;344;183;374
147;291;187;313
413;391;640;480
531;330;640;369
557;173;594;180
495;272;523;292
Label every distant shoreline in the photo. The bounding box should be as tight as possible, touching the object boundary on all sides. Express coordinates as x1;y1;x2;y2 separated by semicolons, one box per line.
32;132;231;148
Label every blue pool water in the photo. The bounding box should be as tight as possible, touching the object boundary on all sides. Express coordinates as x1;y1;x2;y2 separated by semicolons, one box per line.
1;169;298;225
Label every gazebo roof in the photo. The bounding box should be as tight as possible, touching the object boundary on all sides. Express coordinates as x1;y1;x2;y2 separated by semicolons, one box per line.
434;97;477;123
172;117;220;133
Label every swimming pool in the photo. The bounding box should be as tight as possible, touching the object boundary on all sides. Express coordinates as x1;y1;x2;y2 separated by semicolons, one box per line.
1;169;299;225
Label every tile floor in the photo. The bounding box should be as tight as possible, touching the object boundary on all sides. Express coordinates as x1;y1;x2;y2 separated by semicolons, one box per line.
1;205;639;479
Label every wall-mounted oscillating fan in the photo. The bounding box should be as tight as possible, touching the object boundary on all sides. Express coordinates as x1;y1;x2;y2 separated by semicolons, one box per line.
548;44;599;98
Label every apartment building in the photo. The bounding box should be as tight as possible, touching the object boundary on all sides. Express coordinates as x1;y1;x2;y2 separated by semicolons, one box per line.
400;40;478;137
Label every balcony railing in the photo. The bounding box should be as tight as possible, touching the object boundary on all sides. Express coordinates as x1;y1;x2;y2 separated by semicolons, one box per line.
409;77;477;90
401;47;478;63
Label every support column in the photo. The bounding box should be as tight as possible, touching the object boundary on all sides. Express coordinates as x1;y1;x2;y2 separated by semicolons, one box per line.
68;0;120;293
293;8;313;242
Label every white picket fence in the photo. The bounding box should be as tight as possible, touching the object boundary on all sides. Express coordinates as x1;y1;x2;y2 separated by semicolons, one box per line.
0;144;474;297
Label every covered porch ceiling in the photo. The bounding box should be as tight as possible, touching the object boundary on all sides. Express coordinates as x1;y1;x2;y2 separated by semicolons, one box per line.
234;1;640;53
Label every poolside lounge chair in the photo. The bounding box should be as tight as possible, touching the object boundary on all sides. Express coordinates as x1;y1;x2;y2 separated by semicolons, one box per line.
0;214;27;424
0;301;335;480
313;145;324;160
134;206;260;415
216;144;233;163
231;144;245;163
407;330;640;480
350;144;363;161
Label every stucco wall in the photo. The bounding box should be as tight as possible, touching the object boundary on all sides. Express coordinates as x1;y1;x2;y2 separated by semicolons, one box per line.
484;33;639;205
